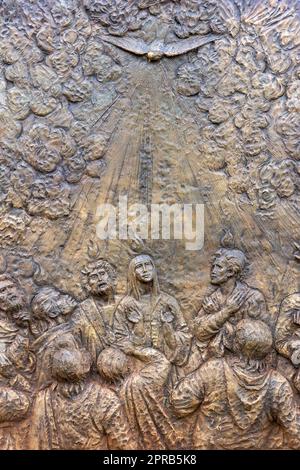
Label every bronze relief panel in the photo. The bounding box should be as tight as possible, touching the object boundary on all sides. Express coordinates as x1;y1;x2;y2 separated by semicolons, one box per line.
0;0;299;450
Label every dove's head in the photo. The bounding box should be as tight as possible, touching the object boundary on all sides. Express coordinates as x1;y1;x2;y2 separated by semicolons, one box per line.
147;50;163;61
147;40;164;61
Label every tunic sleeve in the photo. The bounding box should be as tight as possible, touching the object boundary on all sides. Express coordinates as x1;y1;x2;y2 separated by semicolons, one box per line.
271;376;300;449
164;296;192;366
193;305;231;342
170;366;205;417
275;295;300;360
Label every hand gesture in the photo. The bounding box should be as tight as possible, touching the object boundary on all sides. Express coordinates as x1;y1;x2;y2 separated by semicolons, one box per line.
114;336;136;355
103;326;116;346
7;336;35;371
202;296;219;314
161;308;174;323
291;349;300;366
225;289;246;315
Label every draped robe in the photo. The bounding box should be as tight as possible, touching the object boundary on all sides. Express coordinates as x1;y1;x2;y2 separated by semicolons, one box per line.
171;357;300;449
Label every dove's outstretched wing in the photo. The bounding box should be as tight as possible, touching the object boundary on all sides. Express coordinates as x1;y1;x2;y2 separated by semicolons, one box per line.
163;34;222;57
102;36;149;56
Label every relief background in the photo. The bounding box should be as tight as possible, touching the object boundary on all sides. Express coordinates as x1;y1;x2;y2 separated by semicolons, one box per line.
0;0;299;448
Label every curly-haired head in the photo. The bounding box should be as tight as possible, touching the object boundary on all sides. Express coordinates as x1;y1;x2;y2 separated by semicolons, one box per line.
81;259;117;296
0;273;27;319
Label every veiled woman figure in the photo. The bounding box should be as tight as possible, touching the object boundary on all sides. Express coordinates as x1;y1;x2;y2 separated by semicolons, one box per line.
113;254;191;385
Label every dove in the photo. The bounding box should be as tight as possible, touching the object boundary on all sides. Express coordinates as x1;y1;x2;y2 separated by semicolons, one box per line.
102;33;222;61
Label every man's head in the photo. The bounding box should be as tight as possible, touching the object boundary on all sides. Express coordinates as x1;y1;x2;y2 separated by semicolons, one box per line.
97;347;130;384
0;273;28;324
234;319;273;361
211;248;246;285
82;260;116;297
31;287;77;322
52;348;91;383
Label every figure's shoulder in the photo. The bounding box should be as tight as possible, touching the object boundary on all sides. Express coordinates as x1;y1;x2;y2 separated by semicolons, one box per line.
115;295;140;315
117;295;134;306
78;297;95;310
202;287;220;302
242;282;266;302
32;323;73;351
71;297;95;323
113;294;123;306
192;358;224;384
190;358;224;377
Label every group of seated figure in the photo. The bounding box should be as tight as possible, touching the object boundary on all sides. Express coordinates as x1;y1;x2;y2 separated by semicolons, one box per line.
0;245;300;449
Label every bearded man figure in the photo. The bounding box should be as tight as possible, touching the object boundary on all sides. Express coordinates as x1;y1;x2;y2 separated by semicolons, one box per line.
0;273;34;383
71;259;120;365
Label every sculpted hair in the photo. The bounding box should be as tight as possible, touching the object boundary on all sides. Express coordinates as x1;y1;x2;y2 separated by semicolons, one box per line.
214;248;247;280
235;319;273;360
52;348;92;382
279;293;300;315
0;273;19;287
97;347;129;383
81;259;117;292
127;254;160;300
31;287;60;320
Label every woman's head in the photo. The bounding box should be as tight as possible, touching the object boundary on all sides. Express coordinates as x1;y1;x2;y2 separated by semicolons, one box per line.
127;254;160;299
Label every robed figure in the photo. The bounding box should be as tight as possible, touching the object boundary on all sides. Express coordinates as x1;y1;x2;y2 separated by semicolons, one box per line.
113;254;191;384
171;320;300;450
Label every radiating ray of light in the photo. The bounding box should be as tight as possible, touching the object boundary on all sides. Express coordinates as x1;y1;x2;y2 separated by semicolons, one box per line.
61;55;219;262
